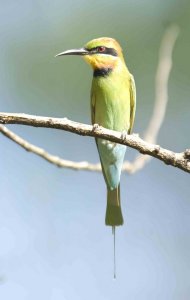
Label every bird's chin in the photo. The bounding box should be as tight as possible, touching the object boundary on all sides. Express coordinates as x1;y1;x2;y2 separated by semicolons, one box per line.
83;55;107;70
83;55;95;68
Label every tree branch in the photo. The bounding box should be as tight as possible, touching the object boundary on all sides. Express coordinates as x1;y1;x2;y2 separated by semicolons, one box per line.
0;25;189;174
0;113;189;173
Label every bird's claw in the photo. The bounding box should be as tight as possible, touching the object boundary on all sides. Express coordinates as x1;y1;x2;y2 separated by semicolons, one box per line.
121;131;128;141
92;123;99;131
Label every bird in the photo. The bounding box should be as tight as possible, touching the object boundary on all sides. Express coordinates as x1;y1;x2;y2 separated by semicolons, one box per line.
55;37;136;229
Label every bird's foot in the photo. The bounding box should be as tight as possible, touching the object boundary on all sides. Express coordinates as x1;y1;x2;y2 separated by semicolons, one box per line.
120;131;128;141
92;123;99;131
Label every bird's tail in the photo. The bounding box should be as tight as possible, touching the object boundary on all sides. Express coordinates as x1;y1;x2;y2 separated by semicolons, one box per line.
105;185;124;226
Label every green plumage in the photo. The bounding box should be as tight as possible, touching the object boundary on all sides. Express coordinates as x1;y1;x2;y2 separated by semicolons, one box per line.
56;36;136;227
91;63;136;226
106;186;123;226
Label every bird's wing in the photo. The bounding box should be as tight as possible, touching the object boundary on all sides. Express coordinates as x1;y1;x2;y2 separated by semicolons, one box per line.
128;74;136;134
91;88;110;187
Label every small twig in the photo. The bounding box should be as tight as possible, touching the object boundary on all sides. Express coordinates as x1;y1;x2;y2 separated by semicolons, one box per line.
127;24;180;173
0;124;102;171
0;114;189;173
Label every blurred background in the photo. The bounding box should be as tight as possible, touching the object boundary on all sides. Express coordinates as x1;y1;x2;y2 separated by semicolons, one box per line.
0;0;190;299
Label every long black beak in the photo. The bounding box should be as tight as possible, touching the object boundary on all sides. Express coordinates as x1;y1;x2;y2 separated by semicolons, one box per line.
55;48;89;57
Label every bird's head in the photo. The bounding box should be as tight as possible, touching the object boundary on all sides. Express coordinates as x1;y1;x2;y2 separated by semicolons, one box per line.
55;37;125;70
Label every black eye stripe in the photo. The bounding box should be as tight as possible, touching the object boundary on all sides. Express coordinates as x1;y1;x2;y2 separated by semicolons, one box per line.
85;46;118;57
103;47;118;56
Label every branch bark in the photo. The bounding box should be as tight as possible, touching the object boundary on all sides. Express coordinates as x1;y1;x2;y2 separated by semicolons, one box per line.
0;113;189;173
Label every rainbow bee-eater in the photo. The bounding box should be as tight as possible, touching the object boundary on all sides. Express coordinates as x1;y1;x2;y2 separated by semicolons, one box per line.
56;38;136;228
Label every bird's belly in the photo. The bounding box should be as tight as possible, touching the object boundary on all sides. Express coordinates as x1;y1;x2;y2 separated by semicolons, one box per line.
97;139;126;190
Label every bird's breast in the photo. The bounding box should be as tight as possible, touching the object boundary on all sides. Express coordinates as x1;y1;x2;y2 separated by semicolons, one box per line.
92;74;131;132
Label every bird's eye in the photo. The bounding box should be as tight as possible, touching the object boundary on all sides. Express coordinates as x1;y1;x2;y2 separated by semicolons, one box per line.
98;46;106;53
